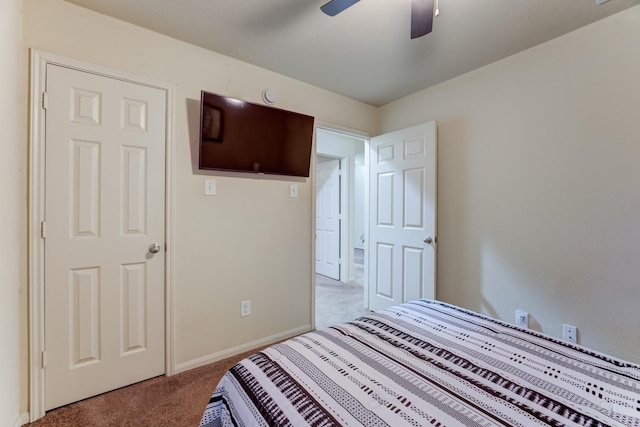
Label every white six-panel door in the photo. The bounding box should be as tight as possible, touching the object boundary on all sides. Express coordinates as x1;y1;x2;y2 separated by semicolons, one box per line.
44;64;166;410
315;158;341;280
368;121;437;311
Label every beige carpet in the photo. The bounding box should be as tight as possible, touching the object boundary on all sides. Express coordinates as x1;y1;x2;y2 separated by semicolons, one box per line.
27;347;265;427
315;248;370;330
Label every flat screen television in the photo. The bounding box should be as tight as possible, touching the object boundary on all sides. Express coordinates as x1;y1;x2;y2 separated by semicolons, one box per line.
198;90;315;177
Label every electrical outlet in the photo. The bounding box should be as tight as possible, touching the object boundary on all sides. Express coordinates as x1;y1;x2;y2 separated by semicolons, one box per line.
240;300;251;317
563;324;577;344
515;310;529;329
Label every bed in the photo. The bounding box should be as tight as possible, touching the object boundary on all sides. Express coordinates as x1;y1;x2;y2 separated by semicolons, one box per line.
200;299;640;426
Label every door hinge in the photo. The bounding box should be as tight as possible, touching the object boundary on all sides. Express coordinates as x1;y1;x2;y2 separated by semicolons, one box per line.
41;350;47;369
41;92;48;110
40;221;47;239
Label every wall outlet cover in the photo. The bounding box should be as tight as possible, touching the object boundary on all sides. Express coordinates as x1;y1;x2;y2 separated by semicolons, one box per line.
515;310;529;329
241;300;251;317
563;324;577;344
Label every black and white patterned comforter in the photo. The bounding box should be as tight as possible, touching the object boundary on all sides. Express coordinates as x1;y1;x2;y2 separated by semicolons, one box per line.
200;300;640;426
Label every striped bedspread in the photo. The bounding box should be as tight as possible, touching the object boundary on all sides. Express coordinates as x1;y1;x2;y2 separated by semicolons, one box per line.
200;300;640;426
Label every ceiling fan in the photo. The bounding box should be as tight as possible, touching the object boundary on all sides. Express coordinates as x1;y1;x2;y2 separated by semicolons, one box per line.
321;0;436;39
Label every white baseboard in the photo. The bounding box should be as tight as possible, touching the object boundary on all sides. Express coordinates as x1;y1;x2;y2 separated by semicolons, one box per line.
15;412;29;427
174;324;312;374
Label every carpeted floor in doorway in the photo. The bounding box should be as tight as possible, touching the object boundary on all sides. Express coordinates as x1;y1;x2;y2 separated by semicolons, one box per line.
315;248;370;330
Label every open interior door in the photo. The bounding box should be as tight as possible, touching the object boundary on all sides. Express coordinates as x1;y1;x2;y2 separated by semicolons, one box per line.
368;121;437;311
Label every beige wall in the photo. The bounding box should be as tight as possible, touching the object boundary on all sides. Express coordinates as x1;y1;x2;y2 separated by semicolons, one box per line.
1;0;24;425
20;0;378;414
380;6;640;363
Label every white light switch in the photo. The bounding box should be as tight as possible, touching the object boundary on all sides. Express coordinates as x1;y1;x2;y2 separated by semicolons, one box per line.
289;184;298;198
204;178;216;196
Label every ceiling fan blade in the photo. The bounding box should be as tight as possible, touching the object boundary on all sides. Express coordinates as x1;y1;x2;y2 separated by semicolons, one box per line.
321;0;360;17
411;0;434;39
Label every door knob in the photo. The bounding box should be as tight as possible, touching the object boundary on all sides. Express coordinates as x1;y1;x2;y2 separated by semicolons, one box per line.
148;243;162;254
423;236;433;244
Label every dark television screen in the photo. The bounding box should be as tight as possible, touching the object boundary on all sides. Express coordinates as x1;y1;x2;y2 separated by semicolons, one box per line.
199;91;315;177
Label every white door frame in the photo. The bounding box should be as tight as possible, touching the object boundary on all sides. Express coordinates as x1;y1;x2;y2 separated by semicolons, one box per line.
28;50;175;422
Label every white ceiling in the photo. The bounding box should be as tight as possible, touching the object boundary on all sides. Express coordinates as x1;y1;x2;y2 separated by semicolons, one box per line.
64;0;638;106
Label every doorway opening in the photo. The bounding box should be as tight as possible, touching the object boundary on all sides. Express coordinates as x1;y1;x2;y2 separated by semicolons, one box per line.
314;128;369;329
